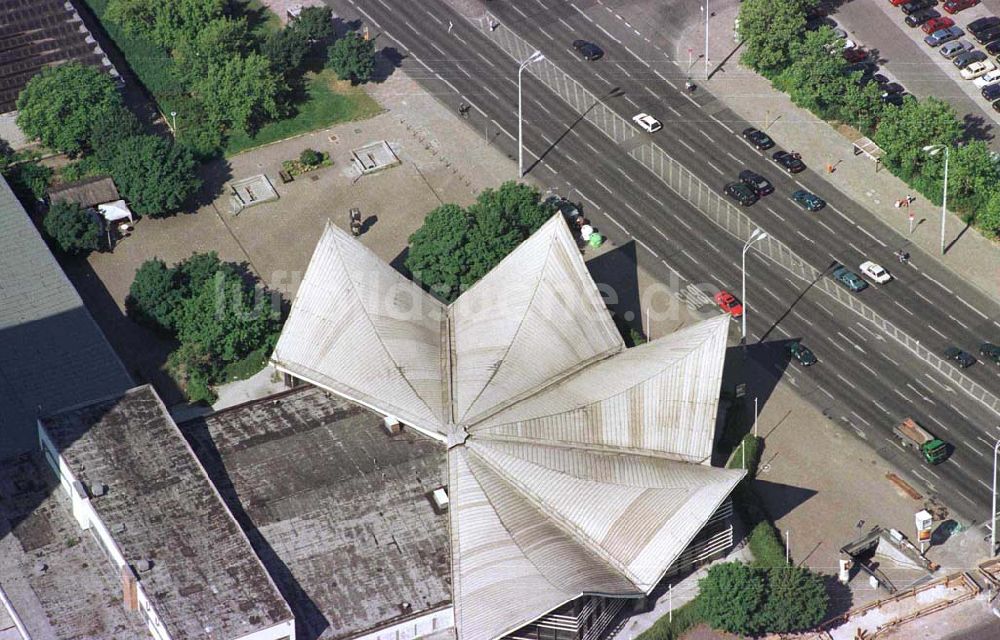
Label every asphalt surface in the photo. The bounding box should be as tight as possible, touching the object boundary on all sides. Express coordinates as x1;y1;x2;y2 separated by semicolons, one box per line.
329;0;1000;525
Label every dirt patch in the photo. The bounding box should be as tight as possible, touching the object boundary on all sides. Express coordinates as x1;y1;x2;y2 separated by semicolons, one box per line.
681;623;743;640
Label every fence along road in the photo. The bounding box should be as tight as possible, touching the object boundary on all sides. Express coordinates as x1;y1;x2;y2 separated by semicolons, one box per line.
477;13;1000;419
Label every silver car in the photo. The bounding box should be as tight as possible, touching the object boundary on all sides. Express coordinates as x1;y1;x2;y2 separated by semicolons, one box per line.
924;26;964;47
940;39;973;59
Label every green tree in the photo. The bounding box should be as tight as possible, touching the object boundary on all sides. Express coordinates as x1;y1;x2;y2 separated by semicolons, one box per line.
300;148;323;166
948;140;1000;211
838;79;887;134
979;189;1000;237
775;28;849;119
126;258;183;331
87;104;143;153
3;161;53;206
758;567;829;632
261;27;311;77
102;135;201;217
327;32;377;84
696;562;766;636
738;0;817;75
405;203;469;301
173;17;249;82
874;97;962;180
195;53;285;133
107;0;227;50
291;6;334;44
16;64;124;156
43;201;101;254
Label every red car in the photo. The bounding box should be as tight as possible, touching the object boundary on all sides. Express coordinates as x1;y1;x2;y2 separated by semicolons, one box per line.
714;291;743;318
889;0;909;5
923;16;955;33
943;0;979;14
843;47;869;63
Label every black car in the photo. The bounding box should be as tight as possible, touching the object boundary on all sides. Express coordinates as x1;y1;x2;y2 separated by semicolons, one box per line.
944;346;976;368
967;16;1000;36
742;126;775;150
905;8;940;27
975;26;1000;44
739;169;774;196
787;341;817;366
986;39;1000;55
980;342;1000;365
902;0;936;15
844;61;878;77
724;182;759;206
772;150;806;173
572;40;604;61
882;92;906;106
954;50;987;68
994;99;1000;113
881;82;905;96
982;83;1000;100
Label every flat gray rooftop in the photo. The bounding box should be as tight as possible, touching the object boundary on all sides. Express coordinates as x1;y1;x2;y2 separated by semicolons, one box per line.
0;453;148;640
180;386;451;640
40;385;292;640
0;176;132;457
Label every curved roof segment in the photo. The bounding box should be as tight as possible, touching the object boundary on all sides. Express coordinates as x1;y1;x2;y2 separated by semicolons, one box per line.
271;214;745;640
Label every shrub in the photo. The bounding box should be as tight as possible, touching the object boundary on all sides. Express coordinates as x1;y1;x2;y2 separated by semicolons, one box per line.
43;201;102;255
749;520;789;569
101;134;201;216
299;148;323;166
327;32;377;84
759;566;829;632
4;161;53;206
696;562;766;636
126;258;185;332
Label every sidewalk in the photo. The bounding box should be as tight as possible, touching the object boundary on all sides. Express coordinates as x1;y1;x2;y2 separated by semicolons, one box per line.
675;2;1000;306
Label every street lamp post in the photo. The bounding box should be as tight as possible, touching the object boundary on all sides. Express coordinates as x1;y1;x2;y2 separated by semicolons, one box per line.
704;0;710;77
741;228;768;348
922;144;950;255
518;50;545;178
991;438;1000;557
170;111;177;136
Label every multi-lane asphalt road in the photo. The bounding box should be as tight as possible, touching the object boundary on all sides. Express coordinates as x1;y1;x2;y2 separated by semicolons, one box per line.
328;0;1000;523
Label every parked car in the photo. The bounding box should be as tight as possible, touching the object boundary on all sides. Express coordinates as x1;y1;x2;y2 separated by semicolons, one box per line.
714;290;743;317
844;61;877;78
985;39;1000;55
967;16;1000;36
883;92;907;106
903;0;937;15
787;341;818;366
859;261;892;284
943;0;980;14
925;26;964;46
742;127;775;150
982;83;1000;100
724;182;758;206
940;39;974;58
973;68;1000;87
980;342;1000;365
832;266;869;292
632;112;662;133
889;0;911;6
962;60;996;79
944;346;976;368
843;47;870;63
572;40;604;61
974;26;1000;44
954;49;987;68
881;82;906;96
792;189;825;211
772;150;806;173
922;16;955;34
905;8;940;27
994;99;1000;113
739;169;774;196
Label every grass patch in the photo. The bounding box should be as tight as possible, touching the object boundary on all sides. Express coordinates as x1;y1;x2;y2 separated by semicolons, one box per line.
243;0;283;39
225;70;382;156
636;601;703;640
221;345;271;382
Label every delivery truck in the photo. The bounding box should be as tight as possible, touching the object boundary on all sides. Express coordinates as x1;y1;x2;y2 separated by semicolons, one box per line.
893;418;949;465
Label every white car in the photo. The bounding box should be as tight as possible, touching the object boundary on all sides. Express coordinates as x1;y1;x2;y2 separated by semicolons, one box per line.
973;68;1000;87
632;113;662;133
859;261;891;284
961;60;996;80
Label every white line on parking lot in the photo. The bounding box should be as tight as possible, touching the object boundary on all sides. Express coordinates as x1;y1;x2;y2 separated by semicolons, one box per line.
645;192;664;207
848;242;865;255
847;326;868;342
571;3;595;22
614;62;632;77
575;190;600;210
539;29;555;41
924;373;954;393
909;469;934;490
836;373;857;389
430;41;447;56
794;180;808;191
955;295;988;319
795;230;815;244
892;388;912;403
851;411;871;427
626;46;649;66
625;96;640;109
558;17;574;31
532;99;553;115
907;383;934;405
817;387;835;401
654;227;668;241
829;205;854;225
947;314;970;331
926;414;951;432
893;300;915;316
491;119;515;140
617;167;636;183
423;9;443;24
594;178;614;194
644;86;661;100
672;214;693;230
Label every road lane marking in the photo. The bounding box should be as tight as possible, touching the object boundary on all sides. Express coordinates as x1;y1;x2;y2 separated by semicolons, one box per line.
893;300;915;316
706;161;724;175
424;10;443;25
924;373;954;393
625;202;642;217
654;69;677;89
829;205;855;225
594;178;614;194
616;167;636;183
956;295;988;319
571;3;595;22
947;314;970;330
764;206;785;221
926;414;951;432
816;218;836;234
511;4;529;19
666;105;682;117
596;23;621;43
699;130;715;143
855;225;886;247
476;51;496;68
678;139;697;154
922;272;954;294
644;86;661;100
710;115;735;134
836;373;857;389
927;324;947;339
614;62;632;77
949;403;969;420
795;230;815;244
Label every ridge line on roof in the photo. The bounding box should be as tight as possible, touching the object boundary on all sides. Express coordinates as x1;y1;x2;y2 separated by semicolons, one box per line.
470;434;710;464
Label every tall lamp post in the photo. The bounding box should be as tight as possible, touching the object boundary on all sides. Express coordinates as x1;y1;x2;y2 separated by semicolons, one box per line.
991;438;1000;557
741;228;768;348
922;144;950;255
518;50;545;178
704;0;710;77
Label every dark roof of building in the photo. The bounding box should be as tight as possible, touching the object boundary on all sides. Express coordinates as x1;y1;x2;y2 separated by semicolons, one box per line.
0;0;120;113
180;386;452;640
39;385;294;640
48;176;119;208
0;176;132;457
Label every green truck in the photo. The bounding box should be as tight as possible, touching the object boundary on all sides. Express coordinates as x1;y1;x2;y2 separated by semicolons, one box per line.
893;418;949;465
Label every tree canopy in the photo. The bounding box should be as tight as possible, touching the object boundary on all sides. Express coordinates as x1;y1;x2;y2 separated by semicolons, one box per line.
101;134;201;217
873;97;962;180
195;53;286;133
404;182;554;302
16;63;124;156
758;567;829;632
107;0;228;49
738;0;817;75
327;32;377;84
696;562;767;635
43;201;101;255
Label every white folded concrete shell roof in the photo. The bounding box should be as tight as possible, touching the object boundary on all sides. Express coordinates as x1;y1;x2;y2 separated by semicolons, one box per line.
272;214;745;640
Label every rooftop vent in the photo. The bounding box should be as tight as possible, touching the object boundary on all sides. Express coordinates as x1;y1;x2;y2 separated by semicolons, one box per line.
431;487;450;513
401;602;412;614
384;415;401;435
90;481;107;497
135;559;153;573
111;522;126;535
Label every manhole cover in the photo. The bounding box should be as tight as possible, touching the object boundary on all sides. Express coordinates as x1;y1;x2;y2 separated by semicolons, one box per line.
329;134;339;144
310;174;320;182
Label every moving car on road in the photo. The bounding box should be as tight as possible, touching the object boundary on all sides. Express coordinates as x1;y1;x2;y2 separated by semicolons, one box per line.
791;189;825;211
772;150;806;173
944;346;976;368
943;0;980;14
859;261;892;283
572;40;604;61
742;127;775;150
832;266;869;292
922;16;955;34
961;59;996;79
723;182;759;206
787;341;817;366
924;25;964;47
632;113;662;133
980;342;1000;365
714;290;743;318
739;169;774;196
